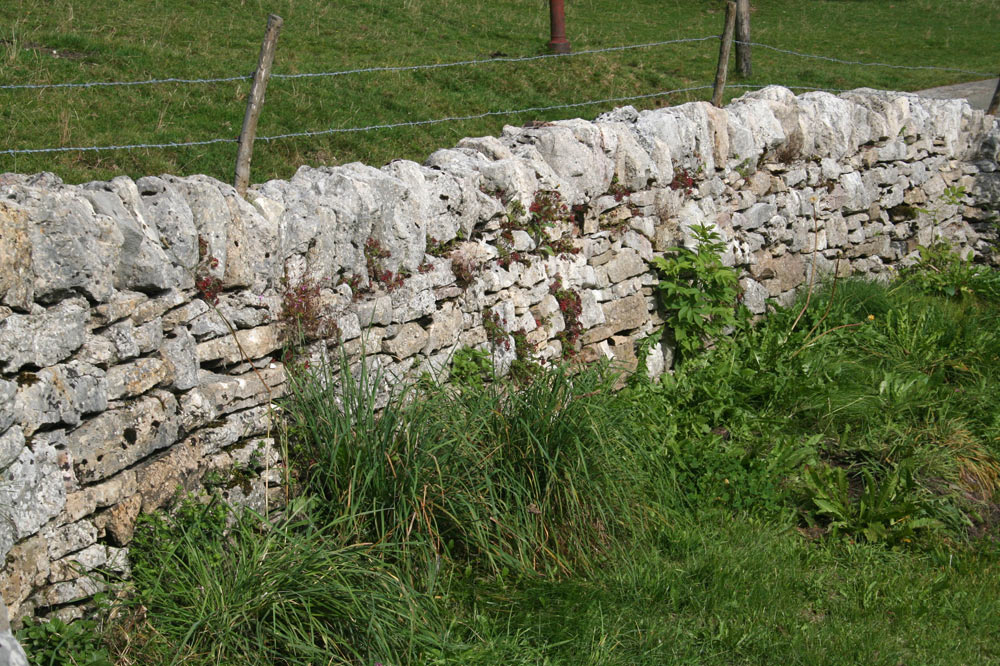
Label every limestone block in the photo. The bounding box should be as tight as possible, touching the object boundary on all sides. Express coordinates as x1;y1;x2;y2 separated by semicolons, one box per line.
105;357;171;401
594;293;649;341
520;120;614;202
0;425;24;471
383;323;428;360
90;178;186;293
94;291;147;327
67;390;179;484
130;289;187;326
42;520;97;561
0;298;89;373
196;324;282;364
171;175;279;292
49;544;108;583
160;327;199;391
824;215;849;247
181;368;284;431
32;575;104;608
188;405;272;458
101;494;142;546
356;295;394;328
424;303;464;354
14;361;107;435
0;439;66;555
0;380;14;433
0;200;33;310
741;202;777;230
23;191;120;304
739;277;769;315
135;176;199;272
754;253;806;296
0;534;51;614
602;122;660;191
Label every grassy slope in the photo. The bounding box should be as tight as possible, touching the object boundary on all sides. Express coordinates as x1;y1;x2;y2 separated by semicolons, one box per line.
1;0;997;184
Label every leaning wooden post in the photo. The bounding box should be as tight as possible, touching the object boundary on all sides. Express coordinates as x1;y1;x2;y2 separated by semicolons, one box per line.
234;13;283;197
712;1;737;107
735;0;752;77
987;74;1000;116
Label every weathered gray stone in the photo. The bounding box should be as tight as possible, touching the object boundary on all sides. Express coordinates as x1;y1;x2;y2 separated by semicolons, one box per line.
0;425;24;473
94;291;148;327
25;193;120;304
0;298;89;373
180;368;284;432
14;362;107;435
0;380;14;434
43;521;97;561
196;324;282;364
383;323;429;359
739;277;769;315
135;176;199;271
740;202;777;230
0;438;66;554
33;575;104;608
604;249;647;284
0;201;33;311
105;357;171;401
423;303;464;354
67;390;179;484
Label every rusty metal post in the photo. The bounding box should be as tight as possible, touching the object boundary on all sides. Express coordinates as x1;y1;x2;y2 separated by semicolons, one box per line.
548;0;571;54
234;14;283;197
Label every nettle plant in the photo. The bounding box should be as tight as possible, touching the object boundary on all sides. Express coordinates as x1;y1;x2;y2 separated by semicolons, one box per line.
651;223;742;364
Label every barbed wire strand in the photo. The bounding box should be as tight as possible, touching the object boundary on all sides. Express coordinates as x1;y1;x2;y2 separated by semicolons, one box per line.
257;86;714;142
2;36;991;92
0;85;714;155
0;37;720;91
0;74;252;91
0;137;236;156
735;40;994;78
270;36;721;80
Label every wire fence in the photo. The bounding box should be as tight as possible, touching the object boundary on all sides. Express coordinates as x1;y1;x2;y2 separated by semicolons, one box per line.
0;25;994;163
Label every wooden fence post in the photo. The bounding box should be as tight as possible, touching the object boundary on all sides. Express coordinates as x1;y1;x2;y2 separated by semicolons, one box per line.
987;75;1000;116
712;1;737;108
234;13;283;197
735;0;751;77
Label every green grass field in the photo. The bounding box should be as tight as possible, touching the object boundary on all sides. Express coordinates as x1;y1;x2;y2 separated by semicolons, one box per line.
1;0;997;184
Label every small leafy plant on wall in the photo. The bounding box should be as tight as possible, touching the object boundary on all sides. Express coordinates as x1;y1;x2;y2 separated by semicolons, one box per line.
496;189;580;268
483;310;540;384
651;223;743;364
279;277;340;367
548;276;583;359
195;236;223;305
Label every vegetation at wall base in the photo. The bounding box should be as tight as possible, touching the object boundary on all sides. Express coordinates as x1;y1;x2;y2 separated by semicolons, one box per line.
19;259;1000;664
1;0;997;184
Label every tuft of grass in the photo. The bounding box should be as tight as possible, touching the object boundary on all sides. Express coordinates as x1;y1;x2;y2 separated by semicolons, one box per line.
283;352;649;577
115;494;446;666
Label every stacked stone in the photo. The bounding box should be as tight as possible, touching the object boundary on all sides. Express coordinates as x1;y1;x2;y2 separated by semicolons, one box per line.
0;86;997;625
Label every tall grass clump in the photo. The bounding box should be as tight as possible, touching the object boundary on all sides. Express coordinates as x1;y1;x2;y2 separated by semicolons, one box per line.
283;354;650;578
117;495;445;665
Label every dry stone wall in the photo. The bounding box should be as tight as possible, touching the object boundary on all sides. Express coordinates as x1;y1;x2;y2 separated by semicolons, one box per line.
1;86;998;624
